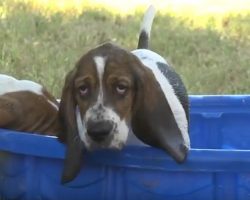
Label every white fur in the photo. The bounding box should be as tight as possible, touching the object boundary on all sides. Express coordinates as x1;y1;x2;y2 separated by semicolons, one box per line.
46;100;59;110
93;56;106;104
0;74;58;110
109;118;129;149
132;49;190;149
132;49;168;65
140;5;156;37
0;74;43;95
76;106;89;147
84;105;129;149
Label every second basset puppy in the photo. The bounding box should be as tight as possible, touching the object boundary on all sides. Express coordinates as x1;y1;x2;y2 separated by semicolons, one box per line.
0;74;61;136
59;5;190;183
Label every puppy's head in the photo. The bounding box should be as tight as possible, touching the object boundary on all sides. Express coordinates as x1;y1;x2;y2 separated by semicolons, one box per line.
59;43;142;183
59;42;189;183
60;43;138;149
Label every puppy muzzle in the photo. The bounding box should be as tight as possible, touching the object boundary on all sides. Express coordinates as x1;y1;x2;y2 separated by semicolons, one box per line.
87;120;113;143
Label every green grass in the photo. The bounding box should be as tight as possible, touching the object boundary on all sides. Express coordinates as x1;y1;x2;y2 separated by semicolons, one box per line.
1;0;250;97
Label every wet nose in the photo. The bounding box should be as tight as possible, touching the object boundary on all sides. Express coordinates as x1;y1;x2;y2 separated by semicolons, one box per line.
87;121;113;142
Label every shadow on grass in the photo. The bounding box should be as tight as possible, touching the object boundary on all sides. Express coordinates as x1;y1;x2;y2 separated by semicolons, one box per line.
0;1;250;96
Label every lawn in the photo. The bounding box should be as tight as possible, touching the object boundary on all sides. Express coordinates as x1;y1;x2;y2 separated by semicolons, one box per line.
0;0;250;97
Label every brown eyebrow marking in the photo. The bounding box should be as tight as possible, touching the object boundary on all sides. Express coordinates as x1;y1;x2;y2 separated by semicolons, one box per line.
74;76;95;88
107;75;132;85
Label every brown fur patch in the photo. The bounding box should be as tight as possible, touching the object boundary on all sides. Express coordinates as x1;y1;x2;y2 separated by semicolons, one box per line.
0;91;61;136
74;55;99;114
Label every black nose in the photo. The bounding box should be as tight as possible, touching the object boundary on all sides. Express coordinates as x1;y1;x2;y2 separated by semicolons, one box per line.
87;121;113;142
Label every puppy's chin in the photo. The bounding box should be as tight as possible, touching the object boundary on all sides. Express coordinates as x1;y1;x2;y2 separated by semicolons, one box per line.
86;138;126;151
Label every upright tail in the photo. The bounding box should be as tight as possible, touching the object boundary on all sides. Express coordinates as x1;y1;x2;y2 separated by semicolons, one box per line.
137;5;156;49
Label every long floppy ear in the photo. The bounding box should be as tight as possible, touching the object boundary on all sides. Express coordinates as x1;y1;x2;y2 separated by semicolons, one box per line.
59;69;83;184
131;60;190;163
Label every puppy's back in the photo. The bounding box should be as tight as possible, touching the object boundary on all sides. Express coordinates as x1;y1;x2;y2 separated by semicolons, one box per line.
0;74;61;136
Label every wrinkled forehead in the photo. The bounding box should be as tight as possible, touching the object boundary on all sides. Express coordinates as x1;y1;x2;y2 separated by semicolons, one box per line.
75;43;140;80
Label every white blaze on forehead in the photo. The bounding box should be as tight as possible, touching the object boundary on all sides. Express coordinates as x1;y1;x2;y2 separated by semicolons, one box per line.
0;74;58;110
93;56;106;104
132;49;190;149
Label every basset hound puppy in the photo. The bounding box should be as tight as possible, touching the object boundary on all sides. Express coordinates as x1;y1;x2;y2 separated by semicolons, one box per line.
59;5;190;183
0;74;61;136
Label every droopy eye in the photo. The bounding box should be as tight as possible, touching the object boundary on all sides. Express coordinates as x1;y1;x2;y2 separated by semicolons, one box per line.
79;85;89;96
116;84;128;95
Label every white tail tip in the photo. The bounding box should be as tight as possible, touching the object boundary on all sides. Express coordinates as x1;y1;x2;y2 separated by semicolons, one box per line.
140;5;157;37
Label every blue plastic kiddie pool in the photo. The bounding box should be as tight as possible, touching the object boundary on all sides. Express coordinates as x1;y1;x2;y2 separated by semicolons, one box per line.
0;95;250;200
